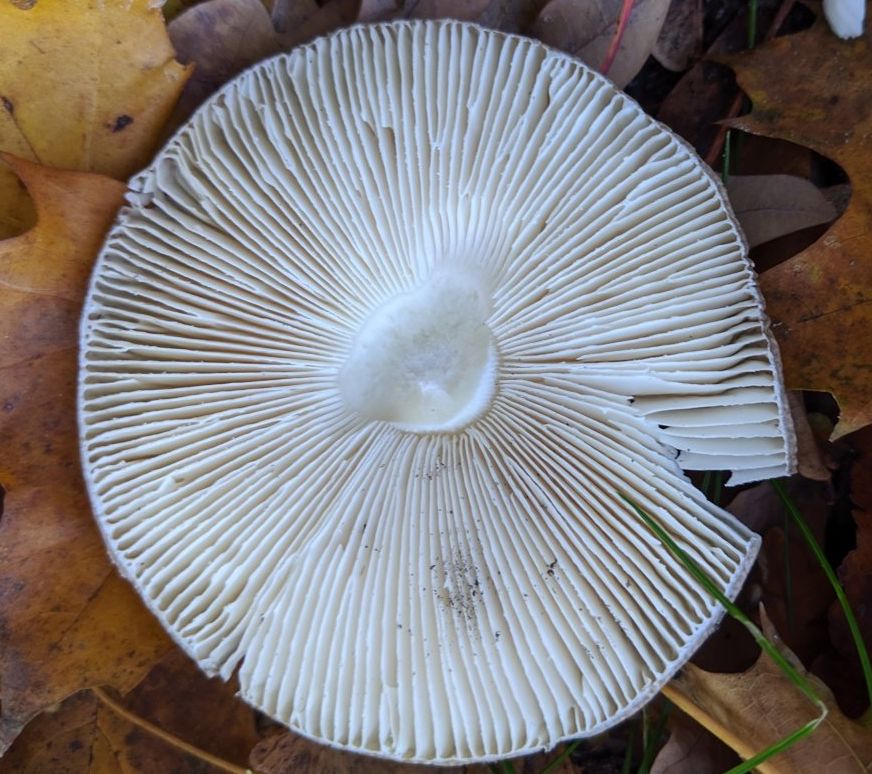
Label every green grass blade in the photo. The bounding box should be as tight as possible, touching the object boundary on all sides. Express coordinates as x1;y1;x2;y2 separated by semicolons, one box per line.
638;703;671;774
747;0;759;47
723;717;823;774
784;510;796;635
771;480;872;709
619;493;828;768
539;739;581;774
621;723;635;774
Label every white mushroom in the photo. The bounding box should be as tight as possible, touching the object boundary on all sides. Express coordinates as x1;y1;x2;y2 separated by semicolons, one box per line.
79;20;796;764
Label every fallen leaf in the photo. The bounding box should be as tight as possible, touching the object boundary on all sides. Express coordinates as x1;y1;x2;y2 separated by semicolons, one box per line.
0;0;190;239
168;0;282;124
0;157;172;754
727;478;834;663
726;174;837;249
357;0;491;22
1;651;258;773
652;0;703;72
269;0;358;49
727;15;872;438
95;650;260;773
474;0;545;33
651;710;739;774
786;390;831;482
0;692;119;774
532;0;672;88
815;425;872;717
665;611;872;773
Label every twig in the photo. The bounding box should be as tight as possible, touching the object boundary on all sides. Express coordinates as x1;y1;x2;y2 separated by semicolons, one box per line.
601;0;637;77
703;0;796;167
92;686;250;774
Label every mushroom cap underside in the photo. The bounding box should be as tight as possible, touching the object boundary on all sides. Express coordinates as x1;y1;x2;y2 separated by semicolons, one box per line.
79;20;795;764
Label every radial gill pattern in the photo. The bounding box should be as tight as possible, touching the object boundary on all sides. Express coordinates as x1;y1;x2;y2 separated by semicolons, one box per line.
79;20;796;764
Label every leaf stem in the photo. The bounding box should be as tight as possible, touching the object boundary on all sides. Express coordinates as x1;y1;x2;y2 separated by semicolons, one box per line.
601;0;636;77
92;686;249;774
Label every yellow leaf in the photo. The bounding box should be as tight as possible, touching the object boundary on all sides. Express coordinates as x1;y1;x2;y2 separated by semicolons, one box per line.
0;157;172;754
0;0;190;238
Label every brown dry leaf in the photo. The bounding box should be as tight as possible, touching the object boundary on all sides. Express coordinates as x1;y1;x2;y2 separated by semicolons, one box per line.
656;10;746;156
94;650;260;773
0;692;120;774
532;0;672;88
650;710;738;774
816;425;872;716
1;651;258;773
726;174;837;249
0;157;172;753
726;16;872;438
0;0;190;240
357;0;491;22
269;0;358;48
652;0;703;72
728;478;833;663
475;0;545;33
666;612;872;773
168;0;282;124
786;391;831;481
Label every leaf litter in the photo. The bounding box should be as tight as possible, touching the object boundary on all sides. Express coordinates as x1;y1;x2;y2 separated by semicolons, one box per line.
1;0;872;772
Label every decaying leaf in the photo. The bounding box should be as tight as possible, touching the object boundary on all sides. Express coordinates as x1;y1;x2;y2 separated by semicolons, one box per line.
94;650;260;773
651;710;739;774
667;612;872;773
727;16;872;438
652;0;703;72
357;0;491;21
1;651;258;773
0;157;171;754
168;0;281;124
815;425;872;717
269;0;358;49
0;692;118;774
474;0;545;33
0;0;190;239
786;391;831;481
532;0;672;87
726;174;837;249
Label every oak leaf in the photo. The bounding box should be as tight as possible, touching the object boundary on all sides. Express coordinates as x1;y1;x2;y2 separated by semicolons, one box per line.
667;613;872;773
727;16;872;438
0;0;190;239
0;157;172;754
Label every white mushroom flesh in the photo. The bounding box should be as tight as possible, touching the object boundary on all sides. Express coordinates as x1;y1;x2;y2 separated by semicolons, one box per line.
79;21;796;764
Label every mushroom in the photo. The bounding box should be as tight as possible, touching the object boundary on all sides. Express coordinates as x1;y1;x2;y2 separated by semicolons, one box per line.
79;20;796;764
